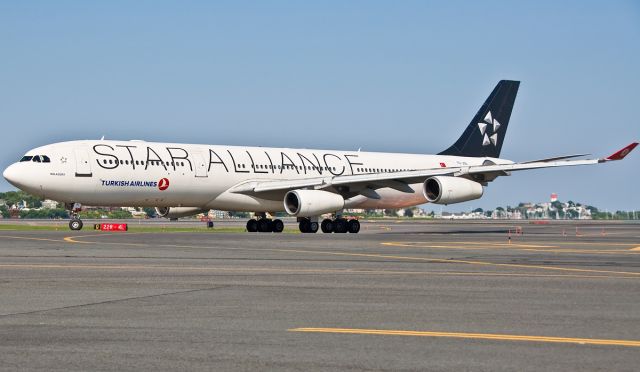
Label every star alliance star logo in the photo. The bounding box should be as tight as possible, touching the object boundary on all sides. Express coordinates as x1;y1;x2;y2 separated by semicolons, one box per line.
60;156;67;164
478;111;500;147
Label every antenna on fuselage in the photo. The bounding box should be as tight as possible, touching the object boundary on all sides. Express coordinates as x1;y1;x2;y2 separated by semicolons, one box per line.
100;135;105;140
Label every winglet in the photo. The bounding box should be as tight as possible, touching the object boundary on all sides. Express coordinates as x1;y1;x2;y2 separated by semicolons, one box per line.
605;142;639;161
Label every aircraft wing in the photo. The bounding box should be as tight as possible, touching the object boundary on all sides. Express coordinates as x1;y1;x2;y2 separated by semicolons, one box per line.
230;142;638;196
467;142;637;175
229;167;458;195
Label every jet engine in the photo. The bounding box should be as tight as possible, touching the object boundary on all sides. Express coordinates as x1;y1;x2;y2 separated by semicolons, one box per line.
155;207;208;219
284;190;345;217
423;176;483;205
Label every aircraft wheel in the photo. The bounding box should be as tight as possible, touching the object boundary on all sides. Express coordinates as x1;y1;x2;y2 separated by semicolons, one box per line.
347;219;361;234
309;221;319;233
321;219;334;233
272;219;284;233
334;218;348;233
246;219;258;232
258;218;272;233
69;219;83;231
299;218;311;233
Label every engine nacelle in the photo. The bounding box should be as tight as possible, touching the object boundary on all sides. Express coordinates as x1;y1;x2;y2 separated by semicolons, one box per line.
423;176;483;205
155;207;208;219
284;190;345;217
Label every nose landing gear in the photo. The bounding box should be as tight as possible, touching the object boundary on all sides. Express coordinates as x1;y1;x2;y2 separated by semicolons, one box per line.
66;203;83;231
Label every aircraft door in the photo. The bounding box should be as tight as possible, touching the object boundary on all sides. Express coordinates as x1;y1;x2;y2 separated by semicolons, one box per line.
74;149;92;177
192;152;208;178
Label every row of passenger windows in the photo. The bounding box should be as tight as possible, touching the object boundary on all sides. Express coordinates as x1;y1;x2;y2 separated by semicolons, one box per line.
100;159;409;173
102;159;187;167
249;164;337;171
20;154;411;174
247;164;408;172
20;155;51;163
356;168;409;173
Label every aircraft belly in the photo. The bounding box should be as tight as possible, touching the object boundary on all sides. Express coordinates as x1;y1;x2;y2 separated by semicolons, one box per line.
207;191;283;212
356;184;427;209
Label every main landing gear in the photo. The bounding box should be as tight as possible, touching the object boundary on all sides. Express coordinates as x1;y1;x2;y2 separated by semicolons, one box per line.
298;218;319;233
298;216;360;234
246;213;284;233
319;217;360;234
66;202;83;231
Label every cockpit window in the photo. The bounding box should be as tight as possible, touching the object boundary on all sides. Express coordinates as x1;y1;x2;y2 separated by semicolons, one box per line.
20;155;51;163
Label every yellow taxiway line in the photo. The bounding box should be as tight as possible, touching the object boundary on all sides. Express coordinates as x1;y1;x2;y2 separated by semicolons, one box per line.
383;241;640;255
289;327;640;348
1;263;638;279
4;232;639;278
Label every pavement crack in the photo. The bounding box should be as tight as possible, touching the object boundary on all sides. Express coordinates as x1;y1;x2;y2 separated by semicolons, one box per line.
0;285;229;318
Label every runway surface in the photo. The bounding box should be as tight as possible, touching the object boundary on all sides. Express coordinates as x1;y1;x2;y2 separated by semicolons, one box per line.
1;220;639;371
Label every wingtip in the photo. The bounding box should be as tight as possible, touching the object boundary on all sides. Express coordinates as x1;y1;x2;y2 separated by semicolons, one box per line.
605;142;639;161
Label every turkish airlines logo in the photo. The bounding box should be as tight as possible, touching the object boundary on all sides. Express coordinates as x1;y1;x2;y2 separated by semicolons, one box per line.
478;111;500;147
158;178;170;191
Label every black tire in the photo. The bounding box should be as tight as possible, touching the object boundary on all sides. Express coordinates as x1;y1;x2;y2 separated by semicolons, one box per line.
246;219;258;232
299;218;310;233
334;218;348;233
347;219;361;234
309;221;319;233
321;219;334;233
69;219;83;231
257;218;272;233
272;219;284;233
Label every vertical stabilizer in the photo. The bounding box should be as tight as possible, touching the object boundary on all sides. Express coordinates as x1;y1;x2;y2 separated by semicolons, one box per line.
439;80;520;158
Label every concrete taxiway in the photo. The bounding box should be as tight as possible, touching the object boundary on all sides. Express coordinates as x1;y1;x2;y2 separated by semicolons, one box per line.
1;220;639;371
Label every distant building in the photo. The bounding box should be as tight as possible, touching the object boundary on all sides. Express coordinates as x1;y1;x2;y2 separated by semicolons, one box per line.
41;199;59;209
209;210;230;219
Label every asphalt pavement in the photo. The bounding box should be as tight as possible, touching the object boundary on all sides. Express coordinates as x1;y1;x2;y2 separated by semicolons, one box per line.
1;220;639;371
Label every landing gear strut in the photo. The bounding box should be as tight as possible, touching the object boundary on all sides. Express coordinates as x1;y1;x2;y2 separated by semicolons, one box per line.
246;213;284;233
66;202;83;231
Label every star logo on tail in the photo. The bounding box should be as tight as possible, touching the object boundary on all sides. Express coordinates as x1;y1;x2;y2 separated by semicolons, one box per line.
477;111;500;147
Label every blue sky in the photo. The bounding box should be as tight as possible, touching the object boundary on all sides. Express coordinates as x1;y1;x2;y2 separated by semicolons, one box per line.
1;1;638;211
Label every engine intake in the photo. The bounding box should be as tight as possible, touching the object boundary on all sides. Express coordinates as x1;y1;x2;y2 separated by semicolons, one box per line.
155;207;208;219
423;176;483;205
284;190;345;217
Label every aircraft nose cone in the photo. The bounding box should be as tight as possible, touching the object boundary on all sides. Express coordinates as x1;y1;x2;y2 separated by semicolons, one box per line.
3;163;21;188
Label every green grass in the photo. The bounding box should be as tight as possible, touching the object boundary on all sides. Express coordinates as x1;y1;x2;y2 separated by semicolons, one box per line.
0;223;299;233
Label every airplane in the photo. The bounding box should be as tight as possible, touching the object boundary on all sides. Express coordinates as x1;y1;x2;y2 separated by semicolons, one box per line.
2;80;637;233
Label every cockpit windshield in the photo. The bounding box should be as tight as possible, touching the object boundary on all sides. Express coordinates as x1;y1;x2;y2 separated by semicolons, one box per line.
20;155;51;163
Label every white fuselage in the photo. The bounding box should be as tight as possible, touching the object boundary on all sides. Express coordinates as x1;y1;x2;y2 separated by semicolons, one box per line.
4;140;497;212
